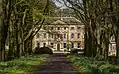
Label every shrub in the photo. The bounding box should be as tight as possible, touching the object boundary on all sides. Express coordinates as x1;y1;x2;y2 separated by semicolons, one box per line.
34;47;53;54
70;48;78;54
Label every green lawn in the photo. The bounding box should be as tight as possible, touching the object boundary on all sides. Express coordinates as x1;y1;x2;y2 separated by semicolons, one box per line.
0;54;49;74
67;55;119;74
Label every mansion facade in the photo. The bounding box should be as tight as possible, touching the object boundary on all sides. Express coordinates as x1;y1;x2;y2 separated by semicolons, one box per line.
32;17;116;56
109;36;116;56
32;17;84;51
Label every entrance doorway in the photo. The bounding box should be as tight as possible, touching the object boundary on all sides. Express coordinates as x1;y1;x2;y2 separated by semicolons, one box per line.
57;43;60;51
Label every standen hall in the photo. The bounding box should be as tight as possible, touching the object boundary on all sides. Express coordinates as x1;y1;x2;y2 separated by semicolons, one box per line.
32;17;84;51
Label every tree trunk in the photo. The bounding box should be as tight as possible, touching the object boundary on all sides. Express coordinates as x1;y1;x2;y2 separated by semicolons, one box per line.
115;28;119;64
14;14;20;57
0;0;3;60
15;24;20;57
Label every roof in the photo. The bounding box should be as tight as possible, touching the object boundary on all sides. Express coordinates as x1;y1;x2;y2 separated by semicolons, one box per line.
44;17;83;25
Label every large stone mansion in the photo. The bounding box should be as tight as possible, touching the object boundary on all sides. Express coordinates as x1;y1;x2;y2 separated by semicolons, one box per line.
32;17;116;56
32;17;84;51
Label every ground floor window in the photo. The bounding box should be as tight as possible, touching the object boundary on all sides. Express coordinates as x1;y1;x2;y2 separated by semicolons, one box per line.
77;43;80;48
36;41;40;47
43;43;46;47
64;43;66;48
71;43;74;48
51;43;54;48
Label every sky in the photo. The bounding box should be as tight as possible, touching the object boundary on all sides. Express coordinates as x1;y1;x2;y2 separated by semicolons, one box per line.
53;0;67;8
53;0;83;8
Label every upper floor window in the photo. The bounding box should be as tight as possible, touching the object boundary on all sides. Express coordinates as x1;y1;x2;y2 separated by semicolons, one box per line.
44;33;46;38
58;27;60;30
77;27;81;30
71;27;74;30
51;27;54;30
71;33;74;39
77;33;80;39
43;27;46;30
36;33;39;38
57;34;60;38
64;27;66;30
64;34;66;39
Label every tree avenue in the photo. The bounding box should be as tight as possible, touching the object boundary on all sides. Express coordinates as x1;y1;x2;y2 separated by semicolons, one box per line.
0;0;56;61
0;0;119;66
60;0;119;64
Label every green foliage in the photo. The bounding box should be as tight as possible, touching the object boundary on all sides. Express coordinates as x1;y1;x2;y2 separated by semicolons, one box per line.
0;55;48;74
63;48;69;52
34;47;53;54
67;55;119;74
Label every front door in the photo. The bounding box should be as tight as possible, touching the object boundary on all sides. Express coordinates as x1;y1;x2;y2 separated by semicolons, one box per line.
57;43;60;51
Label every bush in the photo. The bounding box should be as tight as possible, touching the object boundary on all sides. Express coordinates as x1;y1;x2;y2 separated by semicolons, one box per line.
70;48;79;54
34;47;53;54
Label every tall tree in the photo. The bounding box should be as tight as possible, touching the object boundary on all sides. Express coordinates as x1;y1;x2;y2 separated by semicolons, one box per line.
62;0;113;60
0;0;57;61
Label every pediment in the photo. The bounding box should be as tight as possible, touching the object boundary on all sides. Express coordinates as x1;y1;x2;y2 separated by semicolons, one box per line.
52;20;66;24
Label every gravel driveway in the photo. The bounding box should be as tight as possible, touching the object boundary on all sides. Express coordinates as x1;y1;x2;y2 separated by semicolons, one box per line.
30;53;81;74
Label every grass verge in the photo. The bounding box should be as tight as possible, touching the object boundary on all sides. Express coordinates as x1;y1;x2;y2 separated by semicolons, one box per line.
0;54;49;74
67;55;119;74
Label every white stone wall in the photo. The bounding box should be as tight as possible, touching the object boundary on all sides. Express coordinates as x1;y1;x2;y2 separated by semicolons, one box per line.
32;24;84;51
32;20;117;56
109;43;116;56
108;36;116;56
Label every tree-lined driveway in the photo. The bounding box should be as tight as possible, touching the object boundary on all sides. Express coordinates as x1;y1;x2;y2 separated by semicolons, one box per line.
30;53;81;74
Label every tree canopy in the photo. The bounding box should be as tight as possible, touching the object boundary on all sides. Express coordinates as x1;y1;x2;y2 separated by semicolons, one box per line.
0;0;57;61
